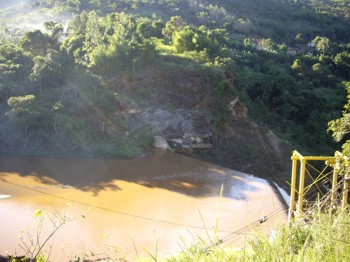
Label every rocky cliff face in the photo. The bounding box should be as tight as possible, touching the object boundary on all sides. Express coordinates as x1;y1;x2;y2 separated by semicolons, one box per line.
108;64;293;184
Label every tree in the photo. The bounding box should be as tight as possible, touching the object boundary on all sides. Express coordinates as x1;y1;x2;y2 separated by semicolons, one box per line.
52;100;64;135
291;58;305;76
44;21;64;37
0;44;32;99
328;82;350;163
136;22;150;38
172;25;219;55
67;11;88;37
173;26;196;53
163;16;187;41
294;34;307;47
334;51;350;78
151;21;165;38
87;12;156;73
136;20;164;39
61;34;85;63
30;50;66;95
312;36;330;55
6;94;39;136
83;11;102;54
260;38;278;52
244;38;253;48
19;30;55;57
67;0;81;11
30;56;46;96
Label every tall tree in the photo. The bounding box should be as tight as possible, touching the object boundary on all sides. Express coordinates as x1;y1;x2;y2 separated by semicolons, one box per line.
83;11;102;54
29;50;66;95
19;30;55;57
313;36;331;55
67;11;88;37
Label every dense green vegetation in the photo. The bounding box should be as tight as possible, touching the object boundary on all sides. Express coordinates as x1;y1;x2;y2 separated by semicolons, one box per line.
2;1;350;260
0;0;349;177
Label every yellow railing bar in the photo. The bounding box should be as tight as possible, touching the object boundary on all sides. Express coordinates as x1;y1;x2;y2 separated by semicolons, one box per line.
343;174;349;209
288;150;350;222
297;158;306;214
291;155;335;161
331;168;338;204
289;150;337;221
291;150;335;162
289;158;297;221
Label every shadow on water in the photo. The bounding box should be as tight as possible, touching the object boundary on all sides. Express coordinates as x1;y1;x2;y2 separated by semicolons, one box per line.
0;150;259;199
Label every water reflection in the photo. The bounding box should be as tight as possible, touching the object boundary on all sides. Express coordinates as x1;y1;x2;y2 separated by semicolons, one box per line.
0;150;287;260
0;150;258;199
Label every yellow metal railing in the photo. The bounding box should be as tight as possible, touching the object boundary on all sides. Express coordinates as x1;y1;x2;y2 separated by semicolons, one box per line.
288;150;349;221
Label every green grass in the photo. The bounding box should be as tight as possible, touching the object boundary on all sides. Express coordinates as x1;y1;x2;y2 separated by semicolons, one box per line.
122;185;350;262
136;208;349;262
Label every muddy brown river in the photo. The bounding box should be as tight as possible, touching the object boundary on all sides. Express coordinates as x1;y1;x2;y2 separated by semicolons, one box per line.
0;150;287;261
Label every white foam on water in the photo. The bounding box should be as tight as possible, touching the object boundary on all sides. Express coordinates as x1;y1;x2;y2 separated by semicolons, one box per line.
0;194;11;199
273;182;290;207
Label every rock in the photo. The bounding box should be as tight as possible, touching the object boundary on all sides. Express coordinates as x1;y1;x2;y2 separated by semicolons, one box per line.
182;143;213;149
126;108;142;114
228;97;248;118
167;138;184;144
127;107;213;152
153;136;171;150
183;132;212;139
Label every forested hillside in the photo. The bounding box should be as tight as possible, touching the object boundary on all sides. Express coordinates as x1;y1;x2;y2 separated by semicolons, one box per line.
0;0;349;181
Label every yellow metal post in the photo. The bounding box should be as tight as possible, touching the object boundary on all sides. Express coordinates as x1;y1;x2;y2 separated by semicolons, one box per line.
297;159;306;215
289;158;298;221
342;173;349;209
331;168;338;204
289;150;335;220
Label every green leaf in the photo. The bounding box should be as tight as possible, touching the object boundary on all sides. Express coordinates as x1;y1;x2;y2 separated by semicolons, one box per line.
33;209;42;218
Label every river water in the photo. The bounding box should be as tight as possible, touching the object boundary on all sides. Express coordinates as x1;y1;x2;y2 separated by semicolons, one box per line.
0;150;287;261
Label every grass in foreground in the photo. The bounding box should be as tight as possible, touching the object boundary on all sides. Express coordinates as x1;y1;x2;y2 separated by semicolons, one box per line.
5;207;350;261
162;208;350;262
6;184;350;261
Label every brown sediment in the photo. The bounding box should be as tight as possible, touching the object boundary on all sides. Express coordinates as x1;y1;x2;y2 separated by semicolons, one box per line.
0;150;287;260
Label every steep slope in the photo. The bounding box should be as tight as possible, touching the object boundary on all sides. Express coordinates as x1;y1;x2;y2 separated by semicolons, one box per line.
104;62;293;183
1;0;349;185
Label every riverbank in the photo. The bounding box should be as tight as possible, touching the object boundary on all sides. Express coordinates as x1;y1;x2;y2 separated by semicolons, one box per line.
0;148;150;159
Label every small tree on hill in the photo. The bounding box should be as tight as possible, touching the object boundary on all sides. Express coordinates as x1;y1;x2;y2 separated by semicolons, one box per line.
328;82;350;160
313;36;330;56
6;94;39;136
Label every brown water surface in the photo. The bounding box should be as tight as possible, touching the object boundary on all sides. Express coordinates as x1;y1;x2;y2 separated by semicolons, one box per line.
0;150;287;260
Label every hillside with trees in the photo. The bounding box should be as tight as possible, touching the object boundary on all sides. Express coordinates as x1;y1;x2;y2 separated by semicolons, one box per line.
0;0;350;182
